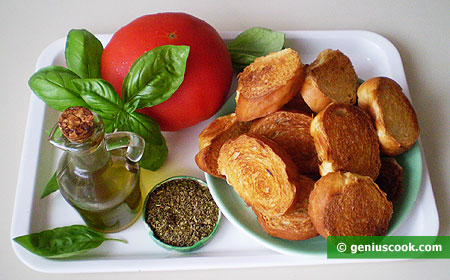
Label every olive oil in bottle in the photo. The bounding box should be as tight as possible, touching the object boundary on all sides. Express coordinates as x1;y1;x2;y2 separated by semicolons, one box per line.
49;107;145;233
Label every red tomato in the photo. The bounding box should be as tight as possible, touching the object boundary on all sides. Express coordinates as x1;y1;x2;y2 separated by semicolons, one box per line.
101;13;233;131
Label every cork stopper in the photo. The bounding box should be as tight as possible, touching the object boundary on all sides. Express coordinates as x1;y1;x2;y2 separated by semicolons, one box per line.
58;106;95;143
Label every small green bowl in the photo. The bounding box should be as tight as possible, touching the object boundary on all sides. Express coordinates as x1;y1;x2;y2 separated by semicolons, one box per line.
142;176;222;253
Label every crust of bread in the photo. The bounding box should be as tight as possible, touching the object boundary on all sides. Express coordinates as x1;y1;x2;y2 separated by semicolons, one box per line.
235;48;305;121
300;49;358;113
195;113;251;178
308;172;393;238
357;77;420;156
310;103;381;179
282;92;314;115
218;133;300;216
249;110;319;176
375;157;403;203
300;77;333;113
254;175;318;240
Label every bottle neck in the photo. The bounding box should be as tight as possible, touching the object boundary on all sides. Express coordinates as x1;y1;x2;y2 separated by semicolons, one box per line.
70;139;111;171
50;112;111;171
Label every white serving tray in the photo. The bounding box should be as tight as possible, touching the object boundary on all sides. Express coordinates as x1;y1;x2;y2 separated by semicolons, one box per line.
11;31;439;273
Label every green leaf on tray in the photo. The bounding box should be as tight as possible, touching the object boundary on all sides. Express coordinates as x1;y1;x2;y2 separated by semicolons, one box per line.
65;29;103;79
13;225;126;258
29;32;194;174
122;45;190;112
72;78;124;118
115;111;168;171
102;117;116;133
358;78;365;85
227;27;285;70
28;66;88;112
139;141;169;171
40;172;59;199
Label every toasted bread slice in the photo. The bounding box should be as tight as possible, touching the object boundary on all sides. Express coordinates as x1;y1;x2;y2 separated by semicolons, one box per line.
310;103;381;179
249;110;319;176
357;77;420;156
218;133;299;216
235;48;305;121
282;93;314;115
308;172;393;238
254;175;318;240
376;157;403;203
300;49;358;113
195;113;251;178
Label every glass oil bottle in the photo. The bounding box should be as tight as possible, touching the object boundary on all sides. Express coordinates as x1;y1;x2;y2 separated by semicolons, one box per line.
48;106;145;233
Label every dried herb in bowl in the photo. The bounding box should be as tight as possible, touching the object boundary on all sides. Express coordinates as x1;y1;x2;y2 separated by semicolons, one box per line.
144;177;220;249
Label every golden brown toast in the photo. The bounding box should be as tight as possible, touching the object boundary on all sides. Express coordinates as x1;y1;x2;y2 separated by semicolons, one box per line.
308;172;393;238
357;77;420;156
254;175;318;240
217;133;300;216
249;110;319;176
300;49;358;113
375;157;403;203
310;103;381;179
235;48;305;121
195;113;251;178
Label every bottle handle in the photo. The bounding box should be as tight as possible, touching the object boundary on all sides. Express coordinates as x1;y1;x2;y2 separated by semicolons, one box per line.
104;131;145;162
48;122;67;150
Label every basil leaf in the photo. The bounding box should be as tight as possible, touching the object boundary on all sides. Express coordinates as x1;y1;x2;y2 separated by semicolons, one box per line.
122;45;189;111
40;172;59;199
227;27;285;69
28;66;88;111
123;98;140;114
13;225;126;258
115;111;168;171
139;141;169;171
358;78;365;86
65;29;103;79
103;117;116;133
125;112;164;146
72;79;124;118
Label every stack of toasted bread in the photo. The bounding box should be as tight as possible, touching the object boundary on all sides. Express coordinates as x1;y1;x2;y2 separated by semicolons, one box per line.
195;47;419;240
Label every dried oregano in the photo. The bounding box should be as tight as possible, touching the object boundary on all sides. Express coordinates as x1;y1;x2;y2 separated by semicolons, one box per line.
145;179;219;247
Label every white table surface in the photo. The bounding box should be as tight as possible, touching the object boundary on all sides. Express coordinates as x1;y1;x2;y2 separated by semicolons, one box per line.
1;0;449;279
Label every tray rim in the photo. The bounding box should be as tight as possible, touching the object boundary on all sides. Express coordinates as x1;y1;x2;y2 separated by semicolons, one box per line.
10;30;439;273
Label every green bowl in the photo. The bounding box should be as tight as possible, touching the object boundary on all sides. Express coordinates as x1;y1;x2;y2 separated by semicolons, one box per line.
206;92;423;256
142;176;222;253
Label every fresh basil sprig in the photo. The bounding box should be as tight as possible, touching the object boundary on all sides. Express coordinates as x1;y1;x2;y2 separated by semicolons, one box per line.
117;112;169;171
65;29;103;79
69;71;171;172
28;66;89;111
40;172;59;199
29;29;189;198
227;27;285;70
122;45;190;112
72;78;124;118
13;225;126;258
